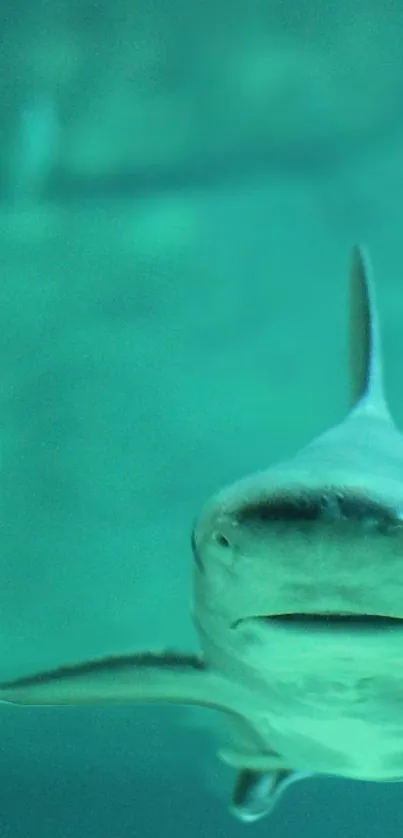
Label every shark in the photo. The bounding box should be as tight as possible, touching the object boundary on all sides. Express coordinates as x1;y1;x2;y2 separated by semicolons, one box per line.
1;245;403;823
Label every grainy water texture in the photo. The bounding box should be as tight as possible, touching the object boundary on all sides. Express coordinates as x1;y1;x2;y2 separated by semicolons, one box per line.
0;0;403;835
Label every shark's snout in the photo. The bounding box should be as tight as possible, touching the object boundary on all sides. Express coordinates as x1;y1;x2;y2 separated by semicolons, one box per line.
194;478;403;636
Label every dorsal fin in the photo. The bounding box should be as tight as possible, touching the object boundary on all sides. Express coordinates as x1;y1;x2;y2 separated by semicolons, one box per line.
349;245;389;418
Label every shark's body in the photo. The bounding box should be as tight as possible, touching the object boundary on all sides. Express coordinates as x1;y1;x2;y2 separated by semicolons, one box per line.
2;247;403;822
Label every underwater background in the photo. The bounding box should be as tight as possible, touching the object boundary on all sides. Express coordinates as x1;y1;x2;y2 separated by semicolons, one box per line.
0;0;403;835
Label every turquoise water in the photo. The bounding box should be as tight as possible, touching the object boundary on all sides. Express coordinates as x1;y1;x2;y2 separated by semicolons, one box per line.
1;1;403;835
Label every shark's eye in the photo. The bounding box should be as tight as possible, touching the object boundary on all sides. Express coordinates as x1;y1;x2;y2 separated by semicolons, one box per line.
190;528;232;571
213;531;231;549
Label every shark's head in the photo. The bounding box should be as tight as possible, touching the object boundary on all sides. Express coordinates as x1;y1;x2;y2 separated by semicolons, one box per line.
191;248;403;688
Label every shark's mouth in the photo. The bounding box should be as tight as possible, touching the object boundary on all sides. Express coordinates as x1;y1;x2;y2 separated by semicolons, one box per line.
258;613;403;630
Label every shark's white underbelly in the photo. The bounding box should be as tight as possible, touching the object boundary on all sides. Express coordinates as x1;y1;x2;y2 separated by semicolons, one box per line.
240;652;403;779
255;708;403;779
205;620;403;779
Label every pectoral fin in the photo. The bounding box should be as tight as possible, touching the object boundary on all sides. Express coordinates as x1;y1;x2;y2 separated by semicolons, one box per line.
0;651;244;715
